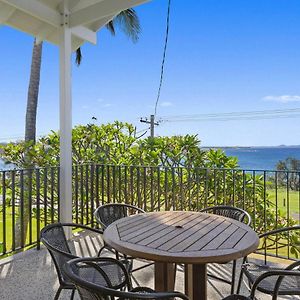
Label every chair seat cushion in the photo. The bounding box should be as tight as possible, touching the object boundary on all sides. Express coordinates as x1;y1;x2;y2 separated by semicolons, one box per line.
243;263;300;295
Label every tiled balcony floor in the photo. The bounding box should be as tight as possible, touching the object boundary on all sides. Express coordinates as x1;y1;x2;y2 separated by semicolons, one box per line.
0;230;296;300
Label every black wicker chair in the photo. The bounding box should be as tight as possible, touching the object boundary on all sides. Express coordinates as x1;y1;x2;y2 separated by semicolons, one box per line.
94;203;145;230
94;203;152;273
63;257;190;300
40;222;104;300
200;205;252;294
237;225;300;299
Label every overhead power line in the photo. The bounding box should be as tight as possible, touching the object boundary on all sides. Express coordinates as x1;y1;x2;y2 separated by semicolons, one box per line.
160;108;300;123
154;0;171;117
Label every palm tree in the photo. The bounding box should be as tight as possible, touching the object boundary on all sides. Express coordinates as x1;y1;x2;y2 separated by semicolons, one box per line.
25;8;140;143
16;8;141;247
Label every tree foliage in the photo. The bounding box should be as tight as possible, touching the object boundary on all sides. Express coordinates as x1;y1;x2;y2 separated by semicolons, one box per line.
0;122;299;257
276;157;300;190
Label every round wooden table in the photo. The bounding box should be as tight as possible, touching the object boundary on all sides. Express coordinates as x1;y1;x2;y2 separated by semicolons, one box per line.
104;211;259;300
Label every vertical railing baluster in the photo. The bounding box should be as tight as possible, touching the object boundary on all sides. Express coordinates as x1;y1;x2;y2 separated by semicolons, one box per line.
180;168;183;210
118;166;122;203
137;167;141;209
252;171;256;231
2;172;6;254
95;165;99;211
75;166;79;224
107;165;110;204
57;167;60;222
36;169;40;250
12;171;16;251
101;165;105;205
287;171;290;259
157;167;161;211
124;166;128;205
164;168;168;211
130;166;134;206
50;168;54;223
242;170;246;210
28;169;33;245
205;169;208;208
112;165;116;203
85;165;89;224
90;164;94;225
171;168;175;210
150;167;154;212
232;170;236;206
80;165;84;224
196;168;200;211
20;170;24;248
223;169;226;205
275;171;278;257
188;168;191;210
298;172;300;225
143;167;147;211
263;171;267;262
43;168;48;227
214;169;217;205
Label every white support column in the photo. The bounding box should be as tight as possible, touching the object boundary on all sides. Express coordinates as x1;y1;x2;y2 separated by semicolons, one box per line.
59;4;73;228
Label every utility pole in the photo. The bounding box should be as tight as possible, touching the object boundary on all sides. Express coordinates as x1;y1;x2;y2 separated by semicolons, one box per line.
140;114;159;138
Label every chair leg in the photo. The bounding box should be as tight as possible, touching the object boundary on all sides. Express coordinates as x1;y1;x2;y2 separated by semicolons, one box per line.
237;269;243;293
231;260;237;294
70;288;75;300
97;245;106;257
237;258;247;293
54;286;62;300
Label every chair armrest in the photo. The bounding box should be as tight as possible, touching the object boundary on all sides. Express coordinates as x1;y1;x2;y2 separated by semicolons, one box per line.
250;269;300;300
59;223;104;235
285;260;300;270
258;225;300;239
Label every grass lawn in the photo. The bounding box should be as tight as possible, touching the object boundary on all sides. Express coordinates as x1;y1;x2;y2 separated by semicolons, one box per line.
268;188;300;216
0;206;45;254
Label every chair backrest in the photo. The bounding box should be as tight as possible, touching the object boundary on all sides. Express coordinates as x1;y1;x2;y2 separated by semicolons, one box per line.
64;257;131;300
64;257;189;300
40;223;76;285
200;205;252;226
94;204;145;229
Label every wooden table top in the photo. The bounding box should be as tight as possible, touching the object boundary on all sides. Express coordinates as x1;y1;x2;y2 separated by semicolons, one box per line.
104;211;259;264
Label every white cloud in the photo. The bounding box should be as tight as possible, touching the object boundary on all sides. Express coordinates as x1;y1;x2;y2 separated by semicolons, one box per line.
103;103;112;107
160;101;173;107
262;95;300;103
82;105;89;109
97;98;104;103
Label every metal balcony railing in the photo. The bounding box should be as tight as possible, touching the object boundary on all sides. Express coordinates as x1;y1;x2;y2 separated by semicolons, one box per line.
0;164;299;260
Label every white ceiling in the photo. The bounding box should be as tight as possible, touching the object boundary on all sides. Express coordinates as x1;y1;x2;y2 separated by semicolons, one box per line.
0;0;150;50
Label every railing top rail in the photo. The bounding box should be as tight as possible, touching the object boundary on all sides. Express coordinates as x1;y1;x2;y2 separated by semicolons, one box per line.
1;162;300;174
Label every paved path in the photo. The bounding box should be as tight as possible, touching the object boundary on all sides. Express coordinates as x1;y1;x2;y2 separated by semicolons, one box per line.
0;230;293;300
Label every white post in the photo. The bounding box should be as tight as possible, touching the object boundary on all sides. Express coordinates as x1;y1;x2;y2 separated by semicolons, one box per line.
59;2;73;228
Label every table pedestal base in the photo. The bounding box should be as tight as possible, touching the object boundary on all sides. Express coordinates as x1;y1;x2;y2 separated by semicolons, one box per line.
154;262;176;291
185;264;207;300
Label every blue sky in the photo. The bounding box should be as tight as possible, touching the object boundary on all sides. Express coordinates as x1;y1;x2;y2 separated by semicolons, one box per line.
1;0;300;146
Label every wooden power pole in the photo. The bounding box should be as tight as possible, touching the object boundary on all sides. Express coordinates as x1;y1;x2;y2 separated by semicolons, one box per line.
140;114;159;138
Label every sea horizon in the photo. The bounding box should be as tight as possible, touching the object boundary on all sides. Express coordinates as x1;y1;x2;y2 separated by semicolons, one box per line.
1;145;300;171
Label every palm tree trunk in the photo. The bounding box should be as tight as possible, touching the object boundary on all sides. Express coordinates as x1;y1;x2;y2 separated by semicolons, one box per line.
25;39;42;143
16;39;43;247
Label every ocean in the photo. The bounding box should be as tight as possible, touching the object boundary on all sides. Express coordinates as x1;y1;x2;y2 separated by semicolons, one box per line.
0;147;300;171
222;147;300;170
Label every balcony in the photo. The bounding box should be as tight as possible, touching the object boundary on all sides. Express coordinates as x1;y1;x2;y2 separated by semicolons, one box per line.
0;164;299;299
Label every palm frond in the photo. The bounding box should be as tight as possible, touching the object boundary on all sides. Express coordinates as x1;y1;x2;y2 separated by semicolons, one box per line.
105;20;116;36
75;48;82;66
109;8;141;43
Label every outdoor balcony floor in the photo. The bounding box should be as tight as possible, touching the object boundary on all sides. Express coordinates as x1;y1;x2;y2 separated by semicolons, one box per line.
0;230;295;300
